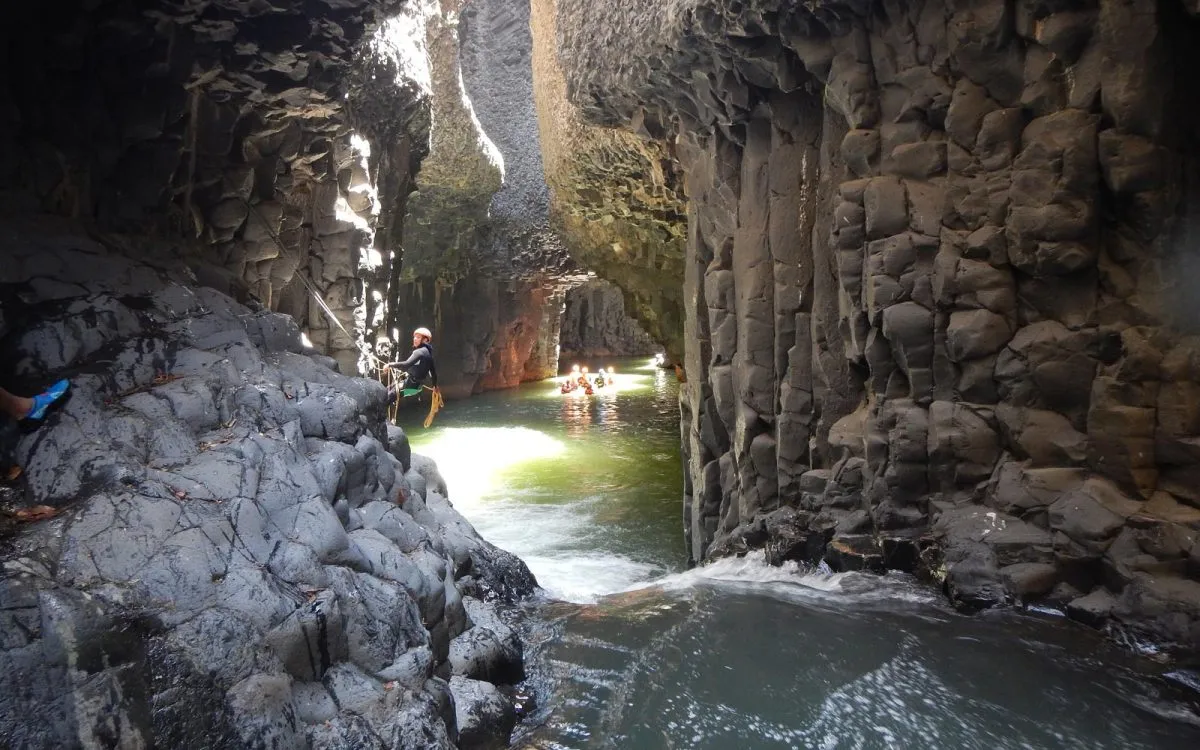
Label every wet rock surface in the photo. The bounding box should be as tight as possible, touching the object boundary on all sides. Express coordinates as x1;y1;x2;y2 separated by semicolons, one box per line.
539;0;1200;655
0;218;534;748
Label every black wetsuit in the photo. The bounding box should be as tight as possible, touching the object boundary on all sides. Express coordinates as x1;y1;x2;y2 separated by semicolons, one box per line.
387;342;438;398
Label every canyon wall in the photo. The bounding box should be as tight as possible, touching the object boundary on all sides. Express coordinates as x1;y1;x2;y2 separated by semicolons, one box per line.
530;0;690;364
0;0;442;374
560;279;660;360
389;0;578;398
0;2;555;744
539;0;1200;652
0;0;581;392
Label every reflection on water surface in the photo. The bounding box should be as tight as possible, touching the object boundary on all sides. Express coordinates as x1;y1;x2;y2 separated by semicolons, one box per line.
408;358;1200;749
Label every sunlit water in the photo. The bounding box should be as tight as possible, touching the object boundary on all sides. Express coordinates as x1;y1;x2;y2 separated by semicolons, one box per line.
406;359;1200;749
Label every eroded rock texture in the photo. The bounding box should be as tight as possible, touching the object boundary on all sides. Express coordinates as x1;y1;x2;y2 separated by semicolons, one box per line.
560;279;660;360
392;0;577;397
0;218;534;748
531;0;689;364
543;0;1200;652
0;1;435;375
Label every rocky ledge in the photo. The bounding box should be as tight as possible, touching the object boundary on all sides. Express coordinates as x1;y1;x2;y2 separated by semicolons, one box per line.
0;216;534;749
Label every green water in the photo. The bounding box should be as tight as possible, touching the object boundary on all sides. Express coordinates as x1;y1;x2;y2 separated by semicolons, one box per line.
408;358;686;601
406;358;1200;749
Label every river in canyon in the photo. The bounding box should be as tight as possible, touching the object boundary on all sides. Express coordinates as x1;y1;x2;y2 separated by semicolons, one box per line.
406;359;1200;750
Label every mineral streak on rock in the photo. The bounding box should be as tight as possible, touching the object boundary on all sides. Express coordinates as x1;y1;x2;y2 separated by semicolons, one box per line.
0;218;535;748
536;0;1200;654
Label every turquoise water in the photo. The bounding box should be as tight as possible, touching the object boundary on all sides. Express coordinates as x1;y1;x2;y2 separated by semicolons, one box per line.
406;359;1200;749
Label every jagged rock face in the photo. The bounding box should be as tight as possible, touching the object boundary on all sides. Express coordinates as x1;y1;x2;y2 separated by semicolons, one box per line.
530;0;689;364
543;0;1200;652
400;0;503;287
460;0;571;278
393;0;575;397
1;0;434;375
393;275;562;399
560;279;659;360
0;218;535;748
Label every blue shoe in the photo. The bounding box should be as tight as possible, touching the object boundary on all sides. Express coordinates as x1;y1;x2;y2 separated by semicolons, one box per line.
26;379;69;420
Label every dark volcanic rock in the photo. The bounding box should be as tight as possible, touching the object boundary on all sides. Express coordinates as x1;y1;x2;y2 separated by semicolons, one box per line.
1;0;438;375
559;279;659;359
533;0;1200;655
0;219;535;748
449;675;517;750
390;0;585;398
531;0;689;364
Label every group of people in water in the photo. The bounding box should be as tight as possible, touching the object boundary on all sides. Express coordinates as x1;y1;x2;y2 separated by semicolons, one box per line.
559;364;615;395
383;327;625;402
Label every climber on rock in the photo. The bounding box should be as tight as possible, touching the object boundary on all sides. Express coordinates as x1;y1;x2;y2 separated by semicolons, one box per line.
383;327;438;403
0;380;70;424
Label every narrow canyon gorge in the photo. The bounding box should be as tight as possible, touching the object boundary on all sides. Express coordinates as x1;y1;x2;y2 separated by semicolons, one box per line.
1;0;1199;747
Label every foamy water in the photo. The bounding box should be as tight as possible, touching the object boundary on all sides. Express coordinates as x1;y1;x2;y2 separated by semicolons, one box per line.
406;368;1200;750
411;421;673;603
620;550;941;609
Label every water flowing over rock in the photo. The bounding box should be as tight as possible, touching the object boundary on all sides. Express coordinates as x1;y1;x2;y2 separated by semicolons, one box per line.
534;0;1200;654
0;218;535;748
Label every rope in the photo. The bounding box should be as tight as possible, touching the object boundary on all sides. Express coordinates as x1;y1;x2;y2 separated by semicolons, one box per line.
234;194;388;372
204;179;438;426
423;384;444;428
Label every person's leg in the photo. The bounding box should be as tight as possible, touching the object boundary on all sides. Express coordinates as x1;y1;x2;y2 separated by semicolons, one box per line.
0;380;70;422
0;387;33;421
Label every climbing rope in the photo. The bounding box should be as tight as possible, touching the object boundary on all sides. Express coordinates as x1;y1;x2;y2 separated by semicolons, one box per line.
423;384;443;428
234;193;388;372
211;180;443;426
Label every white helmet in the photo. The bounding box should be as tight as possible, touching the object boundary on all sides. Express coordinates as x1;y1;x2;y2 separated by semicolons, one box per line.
413;327;432;340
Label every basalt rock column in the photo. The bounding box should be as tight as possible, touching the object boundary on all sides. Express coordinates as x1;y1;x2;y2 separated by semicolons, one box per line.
542;0;1200;653
394;0;575;398
530;0;689;364
0;219;535;748
0;0;436;374
559;279;660;360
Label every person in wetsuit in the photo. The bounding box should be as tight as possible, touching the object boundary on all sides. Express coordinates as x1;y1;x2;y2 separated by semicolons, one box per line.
383;327;438;402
